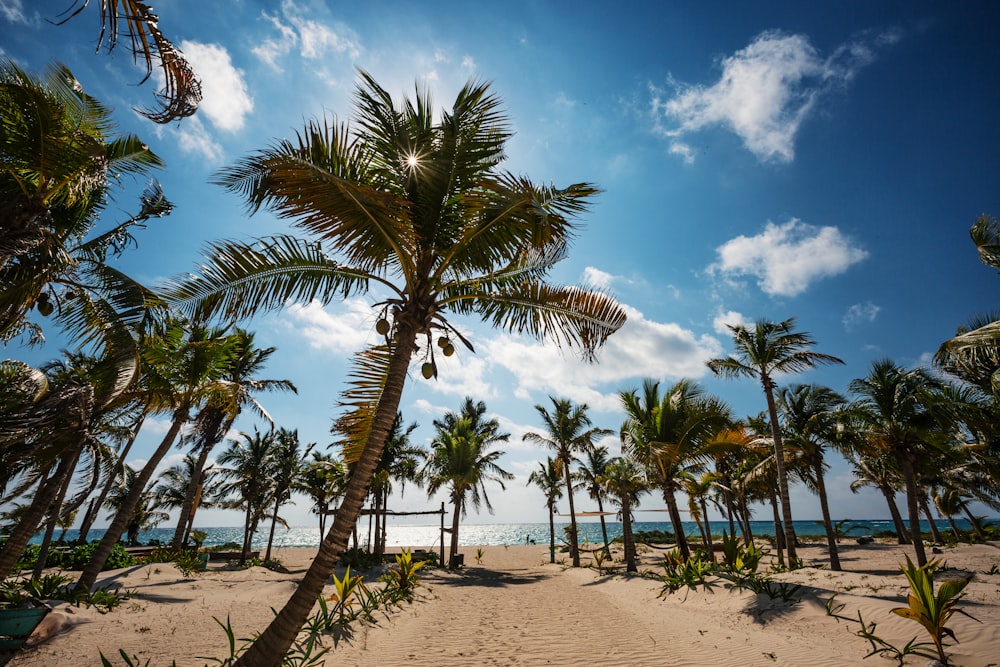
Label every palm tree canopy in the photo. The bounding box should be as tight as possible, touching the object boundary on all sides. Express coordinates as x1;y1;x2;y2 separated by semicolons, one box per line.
528;457;564;509
424;416;513;516
163;72;625;367
707;317;844;390
523;397;610;467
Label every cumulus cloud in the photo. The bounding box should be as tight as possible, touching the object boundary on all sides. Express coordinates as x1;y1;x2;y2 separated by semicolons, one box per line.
843;301;880;331
285;298;376;353
650;29;901;163
486;304;723;411
253;0;361;70
711;218;868;297
172;115;224;163
179;41;253;132
713;309;748;335
0;0;33;24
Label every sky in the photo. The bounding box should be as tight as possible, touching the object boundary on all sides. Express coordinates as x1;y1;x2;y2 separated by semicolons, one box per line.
2;0;997;531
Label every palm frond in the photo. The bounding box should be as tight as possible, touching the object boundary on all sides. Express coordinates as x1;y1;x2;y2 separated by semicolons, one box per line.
333;344;393;465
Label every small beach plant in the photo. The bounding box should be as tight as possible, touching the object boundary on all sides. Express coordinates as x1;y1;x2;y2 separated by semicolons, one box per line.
326;566;366;625
475;548;485;565
891;556;976;665
381;548;426;600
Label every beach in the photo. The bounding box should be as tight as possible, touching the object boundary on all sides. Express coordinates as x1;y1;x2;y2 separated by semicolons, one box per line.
9;541;1000;666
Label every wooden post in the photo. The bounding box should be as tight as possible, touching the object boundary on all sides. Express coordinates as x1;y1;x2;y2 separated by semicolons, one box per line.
439;501;445;566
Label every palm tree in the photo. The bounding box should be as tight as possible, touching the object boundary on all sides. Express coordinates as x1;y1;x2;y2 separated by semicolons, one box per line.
369;413;424;558
524;398;611;567
155;454;223;542
262;428;313;562
169;329;296;549
618;379;731;560
527;457;563;563
423;416;513;564
845;450;909;543
598;458;648;573
0;353;128;579
105;465;170;546
55;1;201;123
294;452;347;541
73;319;235;594
847;359;941;565
162;73;625;665
1;58;167;369
708;318;844;561
575;445;612;554
777;384;847;570
217;428;278;564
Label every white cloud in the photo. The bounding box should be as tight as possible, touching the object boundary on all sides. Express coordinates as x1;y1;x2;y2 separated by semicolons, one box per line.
171;115;224;163
651;29;900;163
843;301;880;331
179;41;253;132
285;298;376;353
486;304;723;412
711;218;868;297
582;266;616;290
713;309;748;335
0;0;33;24
253;0;362;70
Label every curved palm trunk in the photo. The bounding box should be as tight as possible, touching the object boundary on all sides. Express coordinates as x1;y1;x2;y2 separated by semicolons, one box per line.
622;500;637;573
737;496;754;545
877;483;910;544
265;496;281;562
0;455;74;579
725;491;737;539
33;450;81;577
171;432;222;549
562;461;580;567
233;331;417;667
814;461;841;571
764;384;797;561
943;513;961;541
663;487;689;560
74;412;187;594
961;505;985;539
78;414;146;544
698;496;715;562
899;456;927;566
920;495;944;544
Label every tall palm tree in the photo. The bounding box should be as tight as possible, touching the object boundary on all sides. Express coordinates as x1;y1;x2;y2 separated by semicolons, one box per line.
524;398;611;567
216;428;278;564
618;379;731;560
73;319;235;594
847;359;941;565
260;429;312;562
527;457;563;563
777;384;847;570
0;353;128;579
105;465;170;546
55;1;201;123
708;318;844;561
368;413;424;558
294;452;347;541
155;453;223;542
423;416;512;563
845;450;909;543
575;444;612;554
169;329;296;549
162;73;625;665
598;458;648;573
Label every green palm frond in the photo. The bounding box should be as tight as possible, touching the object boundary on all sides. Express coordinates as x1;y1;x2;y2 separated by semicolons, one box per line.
334;344;393;465
162;235;378;321
970;214;1000;270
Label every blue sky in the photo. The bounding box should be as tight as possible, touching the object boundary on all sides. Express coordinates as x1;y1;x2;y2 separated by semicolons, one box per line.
2;1;997;530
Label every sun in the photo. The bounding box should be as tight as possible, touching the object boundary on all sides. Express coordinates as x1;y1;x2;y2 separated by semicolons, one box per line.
406;154;419;168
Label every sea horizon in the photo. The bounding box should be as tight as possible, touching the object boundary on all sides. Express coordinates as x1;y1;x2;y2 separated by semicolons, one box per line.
36;518;981;551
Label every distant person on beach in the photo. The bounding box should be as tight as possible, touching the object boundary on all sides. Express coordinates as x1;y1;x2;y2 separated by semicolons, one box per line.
525;534;530;544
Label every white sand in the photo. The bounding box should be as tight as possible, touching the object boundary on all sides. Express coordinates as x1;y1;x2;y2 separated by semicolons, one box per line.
9;541;1000;666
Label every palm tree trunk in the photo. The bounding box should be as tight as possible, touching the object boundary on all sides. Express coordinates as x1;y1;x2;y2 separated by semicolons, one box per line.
77;414;146;545
32;450;81;578
241;503;254;565
596;496;610;556
738;496;753;545
449;495;461;564
232;329;416;667
769;491;785;567
547;502;556;564
171;440;215;549
699;496;715;562
265;497;280;563
622;500;637;573
725;491;737;539
960;504;985;539
944;513;961;541
920;495;944;544
664;487;689;560
878;483;910;544
562;462;579;567
814;461;841;571
763;383;797;561
900;456;927;566
373;491;383;559
74;411;187;594
0;456;74;579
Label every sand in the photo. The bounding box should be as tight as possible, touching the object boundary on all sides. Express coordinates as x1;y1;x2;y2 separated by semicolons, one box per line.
7;540;1000;666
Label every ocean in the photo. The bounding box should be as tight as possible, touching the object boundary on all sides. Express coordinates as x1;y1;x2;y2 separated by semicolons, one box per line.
42;518;976;550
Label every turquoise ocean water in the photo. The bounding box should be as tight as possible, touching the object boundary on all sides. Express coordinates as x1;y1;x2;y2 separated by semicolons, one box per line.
43;518;976;550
